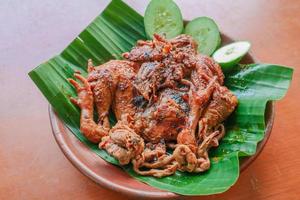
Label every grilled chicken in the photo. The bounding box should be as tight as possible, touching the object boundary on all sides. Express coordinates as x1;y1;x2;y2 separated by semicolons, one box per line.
69;34;238;177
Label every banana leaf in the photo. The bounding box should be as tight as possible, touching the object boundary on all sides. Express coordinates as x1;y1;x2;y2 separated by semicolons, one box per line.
28;0;293;195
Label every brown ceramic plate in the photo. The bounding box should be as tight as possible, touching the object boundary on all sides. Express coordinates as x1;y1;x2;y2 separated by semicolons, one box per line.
49;33;274;199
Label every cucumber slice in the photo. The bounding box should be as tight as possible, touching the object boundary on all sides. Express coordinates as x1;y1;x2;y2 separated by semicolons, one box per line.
213;41;251;71
144;0;183;39
184;17;221;56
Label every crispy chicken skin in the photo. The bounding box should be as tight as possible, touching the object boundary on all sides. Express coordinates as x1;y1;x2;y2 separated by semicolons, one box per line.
69;34;238;177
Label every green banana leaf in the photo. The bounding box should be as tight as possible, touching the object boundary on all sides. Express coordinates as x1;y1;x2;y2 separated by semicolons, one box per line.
28;0;293;195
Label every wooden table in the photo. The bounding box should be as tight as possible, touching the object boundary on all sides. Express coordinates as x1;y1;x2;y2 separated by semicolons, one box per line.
1;0;299;199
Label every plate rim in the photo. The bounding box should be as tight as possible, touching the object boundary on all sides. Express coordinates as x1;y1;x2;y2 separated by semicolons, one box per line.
48;32;275;198
49;105;179;199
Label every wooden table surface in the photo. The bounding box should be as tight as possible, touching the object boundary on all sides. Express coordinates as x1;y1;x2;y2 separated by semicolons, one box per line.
1;0;299;199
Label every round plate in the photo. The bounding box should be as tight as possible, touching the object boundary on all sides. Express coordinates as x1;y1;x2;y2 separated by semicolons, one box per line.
49;33;275;199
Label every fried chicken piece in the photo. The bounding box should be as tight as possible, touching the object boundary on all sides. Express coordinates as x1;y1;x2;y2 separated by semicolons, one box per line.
143;141;167;162
69;34;238;177
124;34;197;100
173;76;217;172
131;141;177;178
68;60;139;143
132;156;178;178
99;117;144;165
87;60;139;121
198;86;238;147
141;88;188;143
68;73;109;143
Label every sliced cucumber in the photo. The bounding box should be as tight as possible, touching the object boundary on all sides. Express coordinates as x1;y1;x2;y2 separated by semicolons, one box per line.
213;41;251;71
144;0;183;39
184;17;221;56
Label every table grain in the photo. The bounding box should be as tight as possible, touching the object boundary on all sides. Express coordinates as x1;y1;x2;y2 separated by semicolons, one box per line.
0;0;299;199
